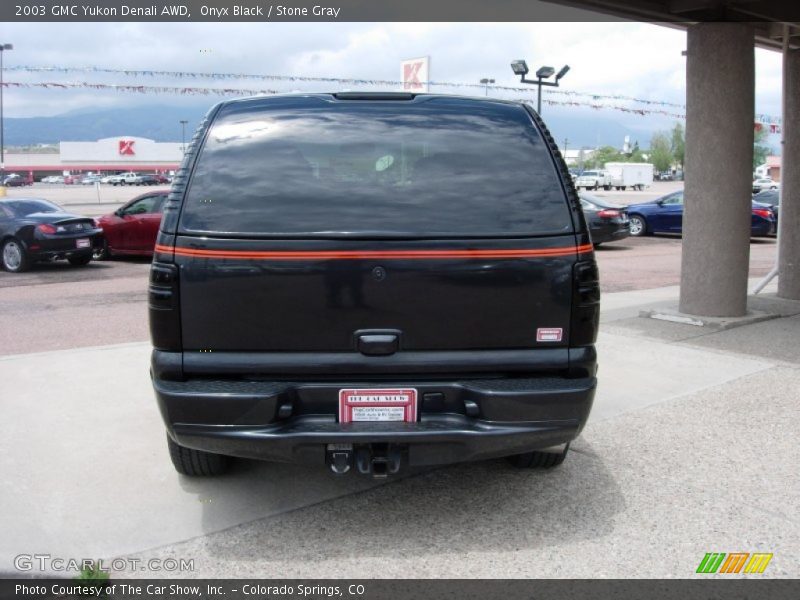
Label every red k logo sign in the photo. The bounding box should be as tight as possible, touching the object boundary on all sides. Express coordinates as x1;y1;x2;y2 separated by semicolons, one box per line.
119;140;135;155
403;62;422;89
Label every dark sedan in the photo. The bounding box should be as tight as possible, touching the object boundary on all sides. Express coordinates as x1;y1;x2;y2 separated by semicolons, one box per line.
753;189;780;232
93;191;167;259
579;193;630;246
627;190;775;238
0;198;102;272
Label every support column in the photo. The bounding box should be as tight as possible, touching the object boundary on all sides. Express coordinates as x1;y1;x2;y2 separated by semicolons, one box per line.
778;47;800;300
679;23;754;317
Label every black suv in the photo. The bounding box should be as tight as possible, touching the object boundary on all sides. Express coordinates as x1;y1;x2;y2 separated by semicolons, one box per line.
150;93;599;478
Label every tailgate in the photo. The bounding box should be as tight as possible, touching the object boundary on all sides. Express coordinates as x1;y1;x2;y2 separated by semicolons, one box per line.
176;235;585;353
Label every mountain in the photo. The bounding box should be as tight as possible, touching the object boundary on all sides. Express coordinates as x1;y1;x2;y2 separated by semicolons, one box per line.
3;103;661;149
4;105;209;146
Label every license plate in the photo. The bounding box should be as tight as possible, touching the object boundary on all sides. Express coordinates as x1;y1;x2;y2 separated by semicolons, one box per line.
75;238;90;249
339;388;418;423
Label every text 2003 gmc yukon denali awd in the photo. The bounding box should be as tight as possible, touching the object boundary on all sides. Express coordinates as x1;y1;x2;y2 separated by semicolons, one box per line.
149;93;599;478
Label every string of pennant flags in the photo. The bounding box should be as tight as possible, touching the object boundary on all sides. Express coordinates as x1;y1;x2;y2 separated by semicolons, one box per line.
1;67;783;132
7;64;690;109
0;80;692;119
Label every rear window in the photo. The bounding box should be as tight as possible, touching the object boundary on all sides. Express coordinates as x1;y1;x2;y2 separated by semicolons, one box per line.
7;199;61;217
179;96;573;237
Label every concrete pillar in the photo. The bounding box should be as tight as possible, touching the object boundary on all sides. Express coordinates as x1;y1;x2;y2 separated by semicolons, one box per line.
778;48;800;300
679;23;754;317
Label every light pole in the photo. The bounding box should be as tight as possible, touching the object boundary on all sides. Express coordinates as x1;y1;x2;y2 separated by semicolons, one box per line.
0;43;13;183
479;77;495;96
180;119;188;155
510;60;570;115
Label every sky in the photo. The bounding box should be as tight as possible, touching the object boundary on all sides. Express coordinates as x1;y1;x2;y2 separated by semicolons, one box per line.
0;20;784;148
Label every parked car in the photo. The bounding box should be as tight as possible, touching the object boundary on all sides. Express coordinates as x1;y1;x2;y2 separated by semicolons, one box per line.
579;193;630;246
753;189;780;231
753;178;779;194
2;174;32;187
627;190;775;237
93;191;168;259
135;174;169;186
106;172;142;185
150;93;599;477
574;169;613;190
81;175;103;185
0;198;102;272
657;171;673;181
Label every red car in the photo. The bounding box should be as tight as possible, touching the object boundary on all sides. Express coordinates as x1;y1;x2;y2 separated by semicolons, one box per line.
94;191;167;259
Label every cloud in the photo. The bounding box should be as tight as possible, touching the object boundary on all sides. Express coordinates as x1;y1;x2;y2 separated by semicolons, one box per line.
0;20;784;136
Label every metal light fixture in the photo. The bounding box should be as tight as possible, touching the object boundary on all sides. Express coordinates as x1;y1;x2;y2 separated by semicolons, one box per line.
510;59;570;115
0;43;13;184
180;119;188;155
479;77;495;96
510;60;529;76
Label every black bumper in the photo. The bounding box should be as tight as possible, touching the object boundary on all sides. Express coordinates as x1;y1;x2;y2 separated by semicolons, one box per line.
29;233;102;259
153;372;596;467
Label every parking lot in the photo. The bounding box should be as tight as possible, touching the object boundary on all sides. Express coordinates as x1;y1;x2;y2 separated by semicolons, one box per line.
1;180;797;579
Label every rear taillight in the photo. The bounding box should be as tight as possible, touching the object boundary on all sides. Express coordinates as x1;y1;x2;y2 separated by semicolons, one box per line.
37;224;57;234
753;208;773;219
596;209;621;218
149;262;181;352
571;260;600;347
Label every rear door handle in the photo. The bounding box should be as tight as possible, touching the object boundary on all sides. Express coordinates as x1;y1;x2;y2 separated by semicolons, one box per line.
357;334;399;356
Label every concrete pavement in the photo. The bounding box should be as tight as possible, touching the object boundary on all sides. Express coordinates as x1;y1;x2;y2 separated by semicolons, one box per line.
1;279;798;578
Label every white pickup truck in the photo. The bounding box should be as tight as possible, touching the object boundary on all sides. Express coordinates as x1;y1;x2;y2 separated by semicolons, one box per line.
106;172;143;186
574;170;613;191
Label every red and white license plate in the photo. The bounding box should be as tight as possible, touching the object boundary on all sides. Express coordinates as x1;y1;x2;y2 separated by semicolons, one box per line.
339;388;417;423
75;238;90;249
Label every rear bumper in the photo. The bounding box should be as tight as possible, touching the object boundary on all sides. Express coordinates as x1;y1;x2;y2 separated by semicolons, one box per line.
28;232;102;259
152;371;597;467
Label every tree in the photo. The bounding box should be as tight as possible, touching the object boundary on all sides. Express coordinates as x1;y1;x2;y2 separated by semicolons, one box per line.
649;132;673;173
626;141;646;163
671;122;685;169
753;126;773;171
583;145;624;169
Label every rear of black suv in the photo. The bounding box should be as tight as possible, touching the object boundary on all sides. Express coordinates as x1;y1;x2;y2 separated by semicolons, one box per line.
150;93;599;477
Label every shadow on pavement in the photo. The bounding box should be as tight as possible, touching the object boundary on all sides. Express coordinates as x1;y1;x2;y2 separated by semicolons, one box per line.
187;442;622;562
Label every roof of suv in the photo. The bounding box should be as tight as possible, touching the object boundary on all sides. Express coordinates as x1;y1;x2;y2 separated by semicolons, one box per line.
218;92;529;110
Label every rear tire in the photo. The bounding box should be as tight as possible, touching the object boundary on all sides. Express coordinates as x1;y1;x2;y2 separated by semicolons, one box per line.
167;434;229;476
93;240;109;261
629;214;647;237
2;238;31;273
68;254;92;267
507;443;570;469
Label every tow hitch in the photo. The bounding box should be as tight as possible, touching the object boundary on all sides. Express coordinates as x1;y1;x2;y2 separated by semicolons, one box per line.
327;443;403;478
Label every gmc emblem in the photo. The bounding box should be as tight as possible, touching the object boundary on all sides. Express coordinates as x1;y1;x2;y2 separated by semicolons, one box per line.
119;140;135;155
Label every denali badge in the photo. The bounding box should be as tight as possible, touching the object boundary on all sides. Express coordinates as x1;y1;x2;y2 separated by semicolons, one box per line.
537;328;563;342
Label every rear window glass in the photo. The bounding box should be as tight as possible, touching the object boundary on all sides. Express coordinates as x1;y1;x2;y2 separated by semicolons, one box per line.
7;199;61;217
179;97;573;237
